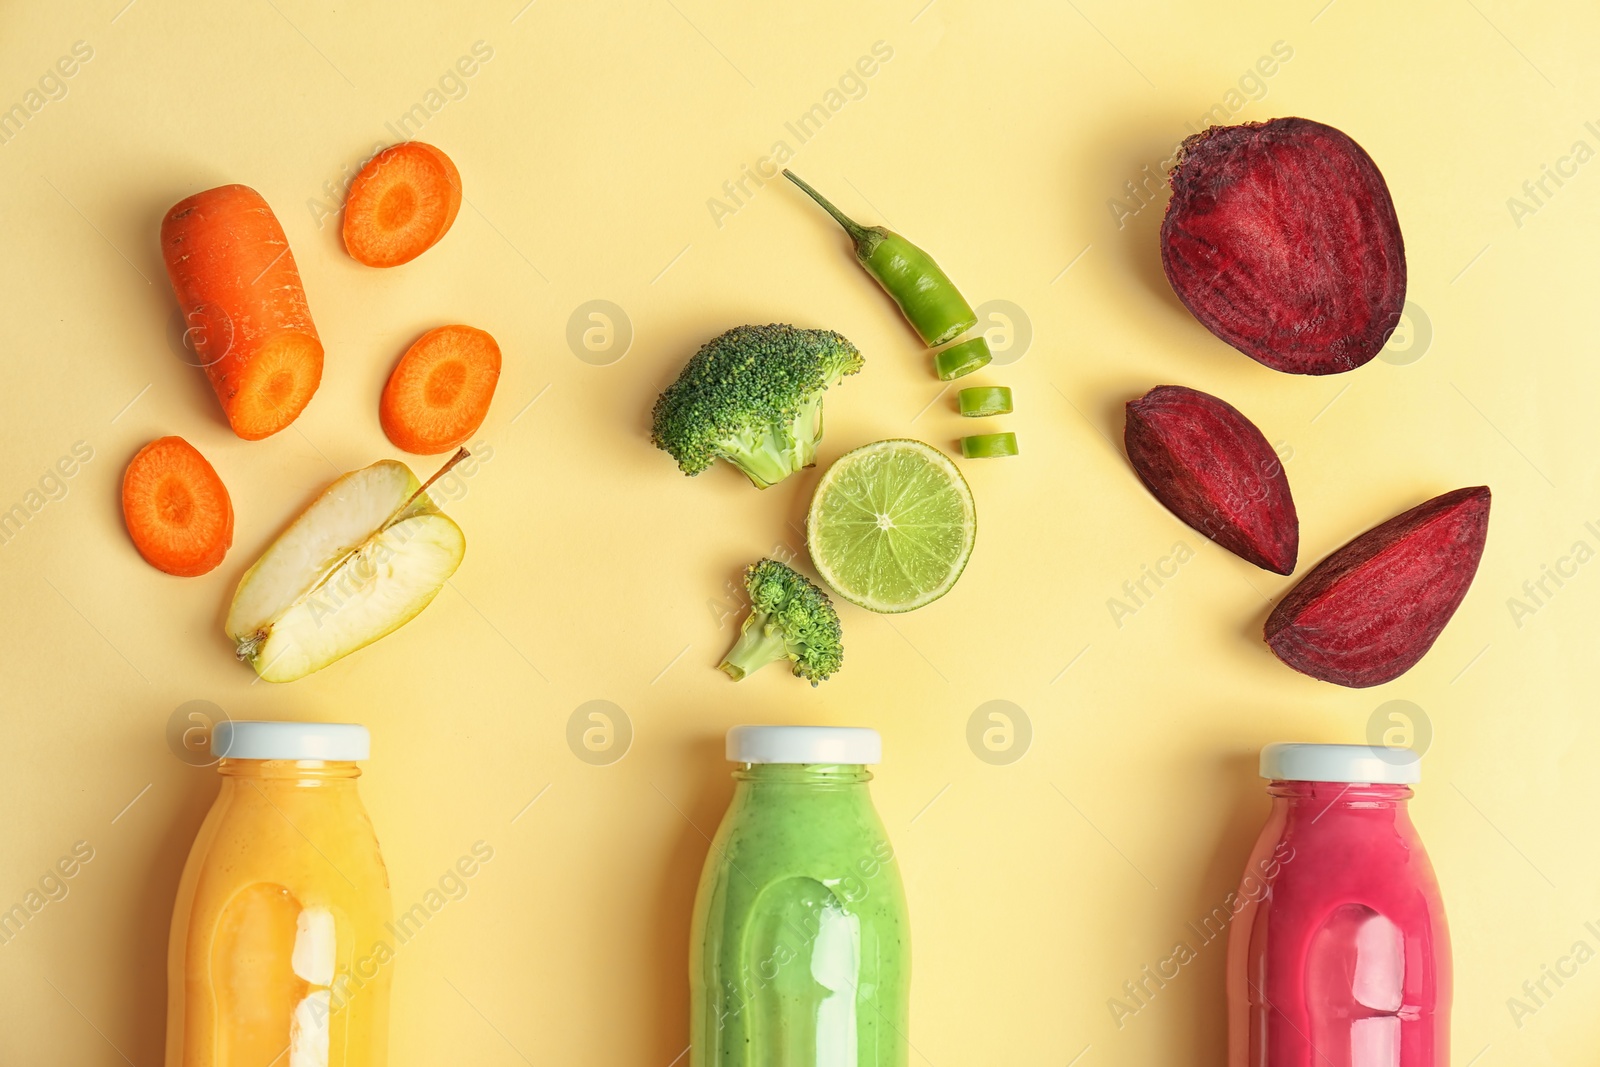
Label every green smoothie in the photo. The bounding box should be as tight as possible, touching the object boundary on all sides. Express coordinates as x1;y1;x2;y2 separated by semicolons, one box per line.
690;727;910;1067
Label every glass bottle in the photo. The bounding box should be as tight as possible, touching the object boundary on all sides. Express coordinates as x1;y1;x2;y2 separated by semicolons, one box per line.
167;721;392;1067
1228;743;1450;1067
690;725;911;1066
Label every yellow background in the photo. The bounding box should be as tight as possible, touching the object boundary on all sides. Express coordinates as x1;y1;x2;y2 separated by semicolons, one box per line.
1;0;1596;1063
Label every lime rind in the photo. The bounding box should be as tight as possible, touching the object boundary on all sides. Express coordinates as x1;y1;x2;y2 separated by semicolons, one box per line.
806;439;976;613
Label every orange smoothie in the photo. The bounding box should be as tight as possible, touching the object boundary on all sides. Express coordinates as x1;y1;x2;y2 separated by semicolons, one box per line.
167;722;392;1067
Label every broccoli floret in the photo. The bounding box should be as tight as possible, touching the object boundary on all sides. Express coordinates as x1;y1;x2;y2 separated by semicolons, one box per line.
651;324;863;489
719;559;844;686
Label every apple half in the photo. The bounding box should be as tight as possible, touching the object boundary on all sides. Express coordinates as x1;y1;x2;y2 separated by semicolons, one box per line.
226;457;465;682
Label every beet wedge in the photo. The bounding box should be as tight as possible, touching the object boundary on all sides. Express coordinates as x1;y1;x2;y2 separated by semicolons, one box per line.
1265;487;1490;687
1125;385;1297;574
1161;117;1406;376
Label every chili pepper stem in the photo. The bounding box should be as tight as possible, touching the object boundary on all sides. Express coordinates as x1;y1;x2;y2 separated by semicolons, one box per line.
782;170;873;249
784;169;974;347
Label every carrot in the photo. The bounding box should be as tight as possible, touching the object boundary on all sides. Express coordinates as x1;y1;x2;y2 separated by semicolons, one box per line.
161;185;324;441
342;142;462;267
122;437;234;577
380;325;501;454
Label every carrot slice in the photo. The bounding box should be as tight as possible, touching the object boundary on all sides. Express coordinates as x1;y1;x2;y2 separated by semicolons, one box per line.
161;185;324;440
122;437;234;577
343;143;462;267
380;326;501;454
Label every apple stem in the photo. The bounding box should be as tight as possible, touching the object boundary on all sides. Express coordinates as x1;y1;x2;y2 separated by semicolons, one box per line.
403;448;470;511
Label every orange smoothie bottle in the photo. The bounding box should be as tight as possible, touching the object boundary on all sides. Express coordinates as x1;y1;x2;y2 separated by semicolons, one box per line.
166;722;393;1067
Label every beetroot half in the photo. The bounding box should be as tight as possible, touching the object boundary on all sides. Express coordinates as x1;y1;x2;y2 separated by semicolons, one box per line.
1264;487;1490;688
1161;117;1406;376
1124;385;1298;574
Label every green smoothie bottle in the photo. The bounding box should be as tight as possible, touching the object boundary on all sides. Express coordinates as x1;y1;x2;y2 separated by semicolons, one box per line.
690;725;910;1067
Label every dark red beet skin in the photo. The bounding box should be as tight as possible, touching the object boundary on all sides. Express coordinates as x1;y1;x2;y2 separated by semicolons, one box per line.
1161;117;1406;376
1265;487;1490;687
1124;385;1298;574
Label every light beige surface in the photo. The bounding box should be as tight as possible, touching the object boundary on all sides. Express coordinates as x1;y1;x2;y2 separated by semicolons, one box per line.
1;1;1596;1063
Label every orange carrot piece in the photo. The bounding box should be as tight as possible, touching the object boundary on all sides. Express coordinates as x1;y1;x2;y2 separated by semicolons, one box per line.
122;437;234;577
161;185;324;441
380;326;501;454
342;142;462;267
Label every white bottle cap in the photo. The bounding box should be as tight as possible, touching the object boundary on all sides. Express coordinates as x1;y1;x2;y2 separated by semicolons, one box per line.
726;725;881;765
1260;742;1421;785
213;721;371;761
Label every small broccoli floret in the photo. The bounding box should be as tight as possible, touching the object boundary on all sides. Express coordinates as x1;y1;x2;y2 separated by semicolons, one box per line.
651;324;863;489
719;559;844;686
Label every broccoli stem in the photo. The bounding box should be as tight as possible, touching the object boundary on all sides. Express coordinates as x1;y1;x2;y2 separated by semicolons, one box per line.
718;613;789;680
731;435;802;489
792;392;824;467
727;394;824;489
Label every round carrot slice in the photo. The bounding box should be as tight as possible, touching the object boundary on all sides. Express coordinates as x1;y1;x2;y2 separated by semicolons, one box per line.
343;143;462;267
226;332;324;441
122;437;234;577
380;326;502;454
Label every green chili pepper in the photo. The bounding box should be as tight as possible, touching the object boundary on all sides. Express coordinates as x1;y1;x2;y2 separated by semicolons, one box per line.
932;336;992;381
784;170;977;347
958;385;1013;417
960;432;1019;459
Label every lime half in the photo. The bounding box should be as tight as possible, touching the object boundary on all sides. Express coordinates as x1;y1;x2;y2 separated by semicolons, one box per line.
807;439;976;613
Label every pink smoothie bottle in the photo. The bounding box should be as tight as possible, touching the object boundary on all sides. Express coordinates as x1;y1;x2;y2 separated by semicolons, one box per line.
1227;743;1450;1067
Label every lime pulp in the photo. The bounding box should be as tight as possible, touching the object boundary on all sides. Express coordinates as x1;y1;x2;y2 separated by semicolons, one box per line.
806;439;976;613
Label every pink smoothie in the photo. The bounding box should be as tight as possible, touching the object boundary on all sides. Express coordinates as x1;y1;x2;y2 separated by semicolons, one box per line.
1227;745;1450;1067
